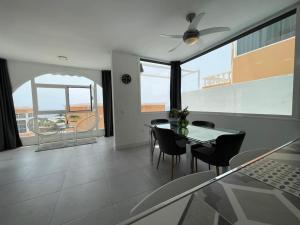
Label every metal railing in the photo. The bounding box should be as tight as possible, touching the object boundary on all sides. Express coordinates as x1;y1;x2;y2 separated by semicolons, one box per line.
202;71;232;88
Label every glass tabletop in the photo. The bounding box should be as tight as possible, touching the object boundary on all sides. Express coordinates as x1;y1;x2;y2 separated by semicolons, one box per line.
119;138;300;225
155;123;238;143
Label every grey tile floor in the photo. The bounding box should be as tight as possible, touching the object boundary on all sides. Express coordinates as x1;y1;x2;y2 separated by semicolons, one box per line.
0;137;208;225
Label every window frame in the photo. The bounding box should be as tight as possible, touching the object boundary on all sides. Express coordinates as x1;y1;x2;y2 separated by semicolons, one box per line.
35;83;93;114
68;85;93;113
180;7;299;120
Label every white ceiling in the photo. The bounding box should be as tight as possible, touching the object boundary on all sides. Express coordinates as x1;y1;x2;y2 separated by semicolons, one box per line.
0;0;298;70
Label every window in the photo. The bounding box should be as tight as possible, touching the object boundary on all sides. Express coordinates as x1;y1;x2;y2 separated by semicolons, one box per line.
17;120;27;133
13;81;34;137
13;74;104;140
140;61;171;112
237;15;296;55
181;13;295;116
37;87;67;111
69;87;92;111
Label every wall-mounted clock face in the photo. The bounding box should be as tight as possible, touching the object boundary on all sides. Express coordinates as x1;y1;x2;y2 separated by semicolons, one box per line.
121;74;131;84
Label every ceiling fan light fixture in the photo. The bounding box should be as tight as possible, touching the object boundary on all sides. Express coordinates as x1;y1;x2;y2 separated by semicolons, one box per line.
184;36;199;45
183;30;199;46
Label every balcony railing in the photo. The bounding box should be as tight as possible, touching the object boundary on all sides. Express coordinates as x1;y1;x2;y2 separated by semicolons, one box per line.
202;72;232;88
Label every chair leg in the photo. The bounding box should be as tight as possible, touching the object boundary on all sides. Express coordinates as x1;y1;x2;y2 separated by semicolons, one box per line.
208;164;211;170
171;155;174;180
195;158;198;172
191;156;194;173
152;139;156;154
175;155;178;164
162;152;165;160
157;151;162;169
216;166;220;176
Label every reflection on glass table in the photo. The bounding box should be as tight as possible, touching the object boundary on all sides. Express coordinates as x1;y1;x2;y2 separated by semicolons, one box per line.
119;138;300;225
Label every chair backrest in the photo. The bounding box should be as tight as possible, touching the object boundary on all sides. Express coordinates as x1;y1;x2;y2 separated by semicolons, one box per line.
76;114;97;132
130;171;215;216
154;127;185;155
230;148;271;169
212;131;246;166
192;120;215;128
27;118;58;135
151;119;169;125
151;119;169;140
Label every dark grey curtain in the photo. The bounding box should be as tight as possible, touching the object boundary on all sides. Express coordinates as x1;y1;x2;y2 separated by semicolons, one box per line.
102;70;114;137
0;58;22;151
170;61;181;110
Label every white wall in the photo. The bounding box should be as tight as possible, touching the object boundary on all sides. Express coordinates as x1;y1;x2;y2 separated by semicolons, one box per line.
111;51;168;150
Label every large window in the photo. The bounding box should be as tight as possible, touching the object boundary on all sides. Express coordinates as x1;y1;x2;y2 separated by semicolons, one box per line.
181;13;296;116
140;61;171;112
13;81;34;137
13;74;104;138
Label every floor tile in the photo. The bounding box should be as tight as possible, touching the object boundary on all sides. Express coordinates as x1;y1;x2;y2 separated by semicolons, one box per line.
107;170;157;204
63;205;117;225
0;192;59;225
63;164;106;189
51;179;112;225
0;172;64;207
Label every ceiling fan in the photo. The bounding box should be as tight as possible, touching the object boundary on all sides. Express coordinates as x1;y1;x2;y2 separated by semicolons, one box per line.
160;13;230;52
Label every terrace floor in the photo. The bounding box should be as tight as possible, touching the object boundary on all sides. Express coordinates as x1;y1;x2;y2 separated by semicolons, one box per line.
0;137;208;225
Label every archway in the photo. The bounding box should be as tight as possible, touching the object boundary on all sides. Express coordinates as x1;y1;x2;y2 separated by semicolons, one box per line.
13;74;104;145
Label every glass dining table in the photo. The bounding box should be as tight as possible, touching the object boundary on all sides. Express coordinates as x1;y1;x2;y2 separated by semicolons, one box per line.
119;138;300;225
145;123;239;173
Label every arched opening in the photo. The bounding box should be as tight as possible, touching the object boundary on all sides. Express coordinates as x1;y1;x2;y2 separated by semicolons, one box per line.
13;74;104;144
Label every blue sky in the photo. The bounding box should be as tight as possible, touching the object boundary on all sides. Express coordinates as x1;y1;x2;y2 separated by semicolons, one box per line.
181;43;232;92
181;43;232;76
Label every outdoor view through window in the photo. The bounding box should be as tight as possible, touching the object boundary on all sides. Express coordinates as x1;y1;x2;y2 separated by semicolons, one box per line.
13;74;104;138
181;13;296;116
140;61;171;112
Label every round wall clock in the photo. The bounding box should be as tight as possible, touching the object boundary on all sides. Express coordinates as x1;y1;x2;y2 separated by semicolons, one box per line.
121;74;131;84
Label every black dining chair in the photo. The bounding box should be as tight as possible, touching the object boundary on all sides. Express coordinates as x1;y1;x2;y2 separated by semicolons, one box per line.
192;120;215;129
191;120;216;169
150;119;169;160
154;127;187;179
192;131;246;175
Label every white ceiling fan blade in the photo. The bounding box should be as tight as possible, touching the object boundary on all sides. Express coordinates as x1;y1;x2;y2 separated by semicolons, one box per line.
160;34;182;39
168;42;182;53
188;13;205;30
199;27;230;36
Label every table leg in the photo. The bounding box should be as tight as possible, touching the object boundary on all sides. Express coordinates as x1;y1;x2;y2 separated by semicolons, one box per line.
186;142;193;174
